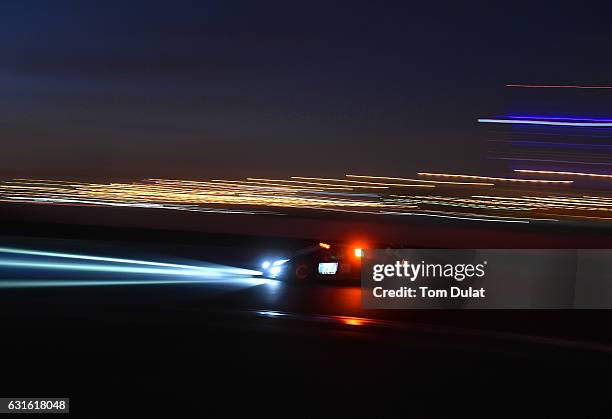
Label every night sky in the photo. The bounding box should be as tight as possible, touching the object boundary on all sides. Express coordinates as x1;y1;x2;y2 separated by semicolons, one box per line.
1;1;611;180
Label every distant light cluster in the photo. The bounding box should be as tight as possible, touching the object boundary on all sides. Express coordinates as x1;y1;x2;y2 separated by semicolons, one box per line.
1;170;612;224
475;84;612;224
3;81;612;224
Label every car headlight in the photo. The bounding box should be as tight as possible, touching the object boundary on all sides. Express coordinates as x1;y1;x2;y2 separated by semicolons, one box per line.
261;259;289;277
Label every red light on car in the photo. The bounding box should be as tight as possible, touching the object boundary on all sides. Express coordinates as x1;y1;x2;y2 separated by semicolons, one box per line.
319;242;331;250
342;317;364;326
354;248;363;258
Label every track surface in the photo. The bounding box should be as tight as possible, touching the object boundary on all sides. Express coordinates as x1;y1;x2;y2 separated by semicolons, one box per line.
0;230;611;417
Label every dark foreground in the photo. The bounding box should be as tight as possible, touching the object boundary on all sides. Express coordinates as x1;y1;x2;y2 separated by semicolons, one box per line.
2;283;611;418
0;218;611;417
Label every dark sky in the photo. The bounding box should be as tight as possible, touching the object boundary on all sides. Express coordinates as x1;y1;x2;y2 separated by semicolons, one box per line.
1;1;611;180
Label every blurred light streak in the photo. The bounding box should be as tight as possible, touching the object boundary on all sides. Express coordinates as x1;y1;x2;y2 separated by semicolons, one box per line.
507;116;612;122
478;118;612;127
380;211;531;223
290;177;434;188
526;196;612;207
295;206;406;214
257;310;287;318
210;179;351;191
489;156;612;166
0;178;405;211
541;214;612;221
470;194;612;213
345;174;494;186
0;196;280;215
583;196;612;202
509;140;612;150
245;178;355;190
387;195;534;211
0;246;259;275
339;316;366;326
3;174;612;224
0;279;216;288
0;259;249;277
488;130;612;139
0;277;274;289
514;169;612;179
417;172;573;184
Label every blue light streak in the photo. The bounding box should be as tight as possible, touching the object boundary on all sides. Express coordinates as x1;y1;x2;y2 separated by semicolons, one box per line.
507;116;612;123
0;277;275;288
0;279;210;288
510;140;612;150
0;246;261;276
0;259;229;277
478;118;612;127
489;156;612;166
0;246;266;288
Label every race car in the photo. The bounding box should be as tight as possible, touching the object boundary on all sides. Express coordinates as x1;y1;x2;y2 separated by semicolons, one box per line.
260;242;364;282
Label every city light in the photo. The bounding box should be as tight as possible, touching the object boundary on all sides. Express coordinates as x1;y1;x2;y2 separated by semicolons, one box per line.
417;172;573;184
1;171;611;225
514;170;612;179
